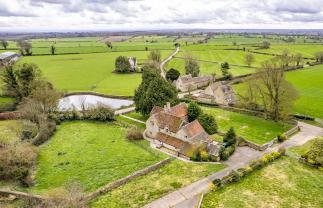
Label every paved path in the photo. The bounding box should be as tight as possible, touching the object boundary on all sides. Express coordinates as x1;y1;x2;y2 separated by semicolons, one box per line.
160;47;180;78
119;114;145;124
144;121;323;208
114;107;135;115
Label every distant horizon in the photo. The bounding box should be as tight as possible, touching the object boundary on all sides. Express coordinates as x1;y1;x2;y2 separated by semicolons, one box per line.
1;0;323;33
1;28;323;34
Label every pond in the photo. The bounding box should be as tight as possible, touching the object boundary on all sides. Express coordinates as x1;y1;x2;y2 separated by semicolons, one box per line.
59;94;134;111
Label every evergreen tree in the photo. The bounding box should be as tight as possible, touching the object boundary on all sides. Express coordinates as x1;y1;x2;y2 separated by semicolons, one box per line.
134;69;177;115
198;113;218;135
223;127;237;146
187;101;202;122
166;68;180;82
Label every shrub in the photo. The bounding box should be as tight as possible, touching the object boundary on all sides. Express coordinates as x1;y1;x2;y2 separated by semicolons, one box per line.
219;146;229;161
250;159;265;170
32;120;56;146
170;182;182;189
0;143;38;186
126;127;143;140
200;150;209;161
212;178;222;188
228;170;240;182
88;105;115;121
277;134;287;142
302;137;323;167
278;147;286;156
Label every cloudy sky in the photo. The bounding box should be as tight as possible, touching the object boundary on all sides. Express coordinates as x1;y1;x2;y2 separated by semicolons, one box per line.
0;0;322;32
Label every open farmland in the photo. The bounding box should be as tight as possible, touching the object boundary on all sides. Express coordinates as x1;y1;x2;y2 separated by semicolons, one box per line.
0;36;176;55
202;107;292;144
20;50;172;96
252;44;323;58
33;121;166;193
285;65;323;119
201;157;323;208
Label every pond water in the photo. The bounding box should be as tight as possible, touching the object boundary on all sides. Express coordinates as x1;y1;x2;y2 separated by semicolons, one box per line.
58;94;133;111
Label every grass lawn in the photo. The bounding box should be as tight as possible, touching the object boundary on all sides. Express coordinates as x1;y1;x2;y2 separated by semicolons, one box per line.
286;65;323;119
202;107;292;145
20;50;171;96
0;120;22;146
33;121;166;193
124;112;148;122
288;137;322;157
202;157;323;208
90;160;226;208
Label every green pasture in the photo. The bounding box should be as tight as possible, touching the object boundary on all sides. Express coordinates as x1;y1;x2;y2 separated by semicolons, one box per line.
202;107;292;145
285;65;323;119
91;160;226;208
20;50;171;96
254;44;323;58
0;120;22;146
233;65;323;119
202;157;323;208
33;121;166;193
166;57;257;77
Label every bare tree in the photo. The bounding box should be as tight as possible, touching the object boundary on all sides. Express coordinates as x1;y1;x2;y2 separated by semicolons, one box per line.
241;58;298;121
148;49;162;63
293;53;303;66
244;53;255;67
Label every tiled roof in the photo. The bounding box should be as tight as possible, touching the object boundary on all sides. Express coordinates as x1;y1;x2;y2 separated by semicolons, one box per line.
154;112;184;133
181;120;205;138
155;132;190;150
150;106;164;116
169;103;187;118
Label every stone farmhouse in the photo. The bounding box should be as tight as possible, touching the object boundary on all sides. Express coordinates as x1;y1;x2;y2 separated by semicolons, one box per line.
128;57;137;71
196;82;237;106
0;52;20;67
145;102;220;160
173;74;213;92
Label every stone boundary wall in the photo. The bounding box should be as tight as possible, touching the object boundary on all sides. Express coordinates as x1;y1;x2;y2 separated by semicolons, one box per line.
308;61;323;66
0;111;19;120
63;91;133;100
0;189;47;203
239;125;300;151
83;158;172;201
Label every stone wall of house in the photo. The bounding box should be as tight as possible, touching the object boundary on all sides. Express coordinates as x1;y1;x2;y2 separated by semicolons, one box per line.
83;158;172;201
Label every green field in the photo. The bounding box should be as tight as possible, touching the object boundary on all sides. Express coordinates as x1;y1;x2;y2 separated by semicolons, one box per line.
91;160;226;208
202;157;323;208
33;121;166;193
0;120;22;146
0;36;176;55
19;50;171;96
254;44;323;58
286;65;323;119
202;107;292;144
166;57;257;77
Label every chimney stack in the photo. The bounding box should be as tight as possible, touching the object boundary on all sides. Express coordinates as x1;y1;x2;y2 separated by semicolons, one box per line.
164;102;171;112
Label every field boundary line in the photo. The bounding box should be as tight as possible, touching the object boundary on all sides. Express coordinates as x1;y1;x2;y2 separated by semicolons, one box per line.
83;158;172;201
